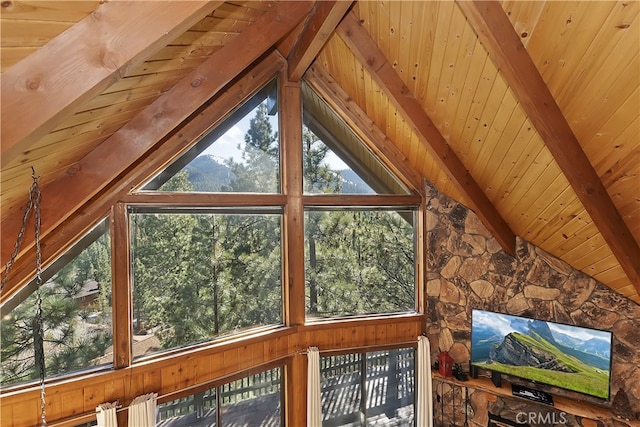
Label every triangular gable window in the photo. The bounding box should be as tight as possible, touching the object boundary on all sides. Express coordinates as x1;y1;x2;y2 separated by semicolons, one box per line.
140;79;280;194
302;83;409;195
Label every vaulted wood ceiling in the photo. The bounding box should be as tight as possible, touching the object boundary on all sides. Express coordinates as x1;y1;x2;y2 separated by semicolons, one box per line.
1;1;639;304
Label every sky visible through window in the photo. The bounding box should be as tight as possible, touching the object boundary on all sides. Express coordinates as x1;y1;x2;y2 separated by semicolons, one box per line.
202;114;348;170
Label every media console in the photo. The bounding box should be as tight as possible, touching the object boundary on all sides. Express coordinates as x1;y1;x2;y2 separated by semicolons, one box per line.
431;372;614;423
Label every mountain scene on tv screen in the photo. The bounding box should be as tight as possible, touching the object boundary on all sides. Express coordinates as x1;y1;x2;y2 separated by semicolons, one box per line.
471;312;611;399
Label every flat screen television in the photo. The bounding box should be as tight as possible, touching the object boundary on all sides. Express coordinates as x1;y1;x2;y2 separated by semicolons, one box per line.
470;309;613;400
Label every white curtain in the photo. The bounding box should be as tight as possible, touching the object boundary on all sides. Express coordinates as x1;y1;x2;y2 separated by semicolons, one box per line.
96;401;118;427
417;335;434;427
307;347;322;427
128;393;157;427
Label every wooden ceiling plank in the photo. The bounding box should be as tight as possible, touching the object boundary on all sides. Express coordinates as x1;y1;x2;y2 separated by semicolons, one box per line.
438;16;483;143
0;47;38;72
287;1;354;81
431;2;467;130
103;69;192;95
0;1;314;267
473;103;523;191
463;74;509;168
589;91;640;172
0;1;223;168
0;19;73;47
0;1;100;22
336;11;516;255
501;149;558;219
457;0;640;291
425;1;455;118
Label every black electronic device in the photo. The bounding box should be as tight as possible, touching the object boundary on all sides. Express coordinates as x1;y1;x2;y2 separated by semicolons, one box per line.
469;360;478;379
491;370;502;387
512;384;554;406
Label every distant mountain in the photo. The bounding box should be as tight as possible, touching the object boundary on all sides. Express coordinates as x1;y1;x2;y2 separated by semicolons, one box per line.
488;332;576;372
182;155;374;194
185;155;236;191
576;338;611;358
338;169;374;194
528;319;557;345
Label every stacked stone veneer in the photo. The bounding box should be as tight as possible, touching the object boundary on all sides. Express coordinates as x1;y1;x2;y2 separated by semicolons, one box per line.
424;182;640;426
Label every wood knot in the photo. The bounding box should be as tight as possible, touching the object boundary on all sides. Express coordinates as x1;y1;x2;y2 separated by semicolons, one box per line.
191;78;202;88
102;50;125;71
67;163;81;175
1;1;12;8
26;78;42;91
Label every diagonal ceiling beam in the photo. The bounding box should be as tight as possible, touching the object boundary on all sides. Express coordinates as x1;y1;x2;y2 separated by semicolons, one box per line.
0;0;223;168
336;11;516;256
286;0;354;81
1;1;314;267
456;0;640;291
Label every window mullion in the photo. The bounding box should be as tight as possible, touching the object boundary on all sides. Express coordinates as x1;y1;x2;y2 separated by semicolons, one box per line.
111;202;132;369
280;78;305;327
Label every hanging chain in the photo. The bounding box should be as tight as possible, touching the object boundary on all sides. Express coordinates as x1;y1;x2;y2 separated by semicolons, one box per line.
1;167;46;426
1;168;39;292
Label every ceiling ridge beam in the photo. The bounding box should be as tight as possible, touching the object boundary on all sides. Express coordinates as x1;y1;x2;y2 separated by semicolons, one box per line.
1;1;224;168
285;0;355;81
456;0;640;291
336;11;516;256
1;1;314;269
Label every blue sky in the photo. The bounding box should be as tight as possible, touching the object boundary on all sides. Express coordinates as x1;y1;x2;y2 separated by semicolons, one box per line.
202;113;347;169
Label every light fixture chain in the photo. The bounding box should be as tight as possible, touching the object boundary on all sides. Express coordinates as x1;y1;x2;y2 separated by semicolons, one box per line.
32;170;46;427
0;168;46;426
0;178;36;293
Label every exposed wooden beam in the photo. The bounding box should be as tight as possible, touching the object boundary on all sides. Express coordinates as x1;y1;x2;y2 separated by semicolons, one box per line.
457;0;640;291
336;11;516;256
0;0;223;168
0;52;286;304
286;0;354;81
1;2;314;270
305;64;424;195
280;75;306;327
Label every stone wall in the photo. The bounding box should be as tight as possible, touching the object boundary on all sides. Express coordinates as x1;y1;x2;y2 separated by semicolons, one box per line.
424;182;640;426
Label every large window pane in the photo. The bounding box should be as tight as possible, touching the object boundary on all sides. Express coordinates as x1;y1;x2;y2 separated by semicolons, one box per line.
365;350;414;426
143;81;280;194
305;209;416;318
321;349;415;427
1;229;113;387
321;354;363;426
131;211;282;357
158;389;217;426
157;367;282;427
220;368;282;426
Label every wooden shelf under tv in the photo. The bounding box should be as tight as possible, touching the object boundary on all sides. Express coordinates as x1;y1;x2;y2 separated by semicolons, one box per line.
431;372;615;423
